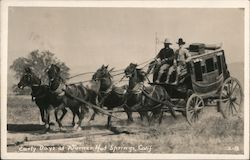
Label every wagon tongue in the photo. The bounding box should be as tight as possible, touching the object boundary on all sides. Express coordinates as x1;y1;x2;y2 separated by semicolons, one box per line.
63;89;122;120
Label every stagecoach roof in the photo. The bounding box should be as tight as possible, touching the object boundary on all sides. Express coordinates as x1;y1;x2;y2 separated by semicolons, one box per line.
187;49;224;62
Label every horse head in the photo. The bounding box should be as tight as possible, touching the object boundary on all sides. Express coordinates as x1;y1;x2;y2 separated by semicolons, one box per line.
125;63;146;88
18;67;41;89
47;64;61;80
124;63;138;78
92;65;113;92
92;65;111;81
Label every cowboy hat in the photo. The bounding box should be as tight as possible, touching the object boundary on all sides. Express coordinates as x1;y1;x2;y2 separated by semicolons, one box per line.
176;38;186;45
163;38;172;44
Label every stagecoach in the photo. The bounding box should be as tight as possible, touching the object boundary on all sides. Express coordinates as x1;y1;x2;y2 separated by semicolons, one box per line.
152;43;243;124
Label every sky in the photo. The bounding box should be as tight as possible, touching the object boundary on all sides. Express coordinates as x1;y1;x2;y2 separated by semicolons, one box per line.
7;7;244;84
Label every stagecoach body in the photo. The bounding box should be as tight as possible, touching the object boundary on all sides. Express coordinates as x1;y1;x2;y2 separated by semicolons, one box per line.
187;48;229;97
157;43;243;124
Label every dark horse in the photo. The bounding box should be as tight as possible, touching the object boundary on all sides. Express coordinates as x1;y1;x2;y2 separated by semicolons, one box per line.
17;67;67;130
91;65;128;128
47;64;98;130
124;63;176;124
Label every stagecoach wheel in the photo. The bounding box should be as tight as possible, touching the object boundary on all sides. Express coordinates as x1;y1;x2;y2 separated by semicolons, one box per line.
219;77;243;118
186;94;204;125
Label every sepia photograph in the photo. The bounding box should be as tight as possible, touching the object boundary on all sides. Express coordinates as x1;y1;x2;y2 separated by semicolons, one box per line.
1;0;249;159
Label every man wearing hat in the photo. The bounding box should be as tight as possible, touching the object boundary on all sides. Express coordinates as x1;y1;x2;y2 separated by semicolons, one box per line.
155;38;175;83
166;38;191;84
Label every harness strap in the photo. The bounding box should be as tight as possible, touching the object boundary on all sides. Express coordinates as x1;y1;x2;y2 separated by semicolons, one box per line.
31;85;47;101
128;82;144;94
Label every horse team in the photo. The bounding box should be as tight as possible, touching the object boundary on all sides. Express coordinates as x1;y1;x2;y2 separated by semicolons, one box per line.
18;62;175;132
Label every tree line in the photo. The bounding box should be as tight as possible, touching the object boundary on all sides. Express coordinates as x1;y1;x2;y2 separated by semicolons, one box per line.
10;50;70;95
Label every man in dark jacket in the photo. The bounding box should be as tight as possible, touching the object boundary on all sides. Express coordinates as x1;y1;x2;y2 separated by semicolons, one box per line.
155;38;175;83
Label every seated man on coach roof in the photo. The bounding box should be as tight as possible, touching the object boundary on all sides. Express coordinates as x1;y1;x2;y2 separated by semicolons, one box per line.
166;38;191;84
154;38;175;83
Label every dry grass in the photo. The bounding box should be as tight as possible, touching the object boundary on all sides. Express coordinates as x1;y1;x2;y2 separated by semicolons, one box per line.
7;95;244;154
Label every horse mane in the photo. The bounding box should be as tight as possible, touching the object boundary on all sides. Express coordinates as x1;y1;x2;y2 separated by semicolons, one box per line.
107;72;113;79
29;72;41;85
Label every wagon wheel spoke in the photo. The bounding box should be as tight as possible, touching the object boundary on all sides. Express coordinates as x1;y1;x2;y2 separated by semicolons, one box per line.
189;99;195;108
186;94;204;125
231;82;239;94
230;103;234;115
232;87;243;104
221;89;229;99
188;108;194;113
228;80;233;94
221;100;229;116
190;112;195;122
224;101;230;113
194;112;198;122
233;101;240;106
231;102;238;113
221;98;229;103
195;98;199;106
220;77;243;118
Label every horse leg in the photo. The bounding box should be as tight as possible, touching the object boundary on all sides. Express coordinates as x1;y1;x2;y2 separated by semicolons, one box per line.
75;106;87;131
39;106;45;123
127;111;133;123
44;106;53;132
59;107;67;122
72;109;76;127
54;105;65;130
123;105;134;123
89;112;96;121
159;111;164;124
107;115;112;129
75;105;86;130
89;108;98;121
145;112;150;123
141;111;150;123
139;112;144;121
72;107;80;130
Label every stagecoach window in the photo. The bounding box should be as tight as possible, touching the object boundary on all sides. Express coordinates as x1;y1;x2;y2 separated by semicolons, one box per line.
194;61;203;81
205;58;214;73
216;55;222;75
201;65;205;73
214;62;218;70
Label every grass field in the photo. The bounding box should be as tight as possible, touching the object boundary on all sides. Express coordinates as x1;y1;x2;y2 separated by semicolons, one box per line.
7;94;244;154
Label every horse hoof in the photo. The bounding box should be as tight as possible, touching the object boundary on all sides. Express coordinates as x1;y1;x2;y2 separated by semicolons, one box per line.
127;120;133;125
60;127;66;132
87;120;92;125
73;124;78;130
76;127;82;131
45;124;50;129
49;122;55;126
105;124;111;129
43;127;50;134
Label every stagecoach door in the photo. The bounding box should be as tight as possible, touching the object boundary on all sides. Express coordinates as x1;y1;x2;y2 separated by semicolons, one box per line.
194;60;203;81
